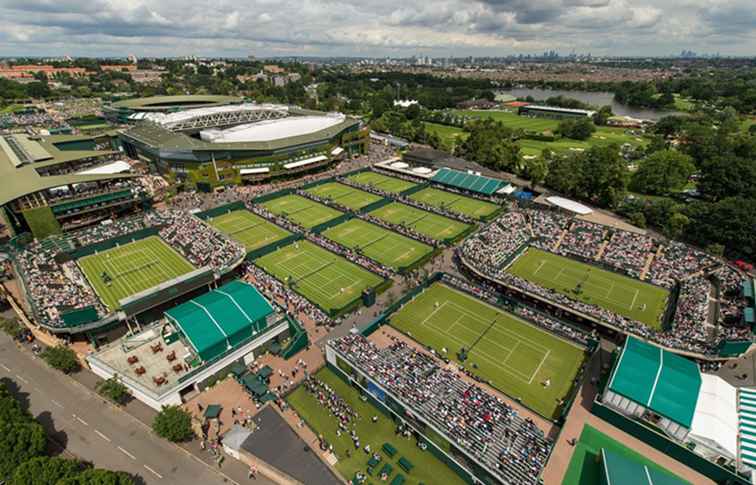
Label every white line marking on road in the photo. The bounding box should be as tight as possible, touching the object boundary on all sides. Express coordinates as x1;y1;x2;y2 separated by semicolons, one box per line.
1;364;10;371
15;374;28;384
51;400;63;409
94;429;111;442
73;415;89;426
118;446;136;460
143;465;163;479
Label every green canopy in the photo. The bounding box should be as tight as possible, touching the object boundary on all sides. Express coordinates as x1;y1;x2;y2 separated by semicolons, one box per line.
204;404;222;419
600;448;689;485
242;375;268;396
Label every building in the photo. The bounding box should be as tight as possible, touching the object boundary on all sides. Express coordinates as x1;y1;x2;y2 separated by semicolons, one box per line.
0;65;88;79
0;133;149;238
129;70;163;84
518;105;595;119
103;95;243;124
263;65;286;74
101;64;137;72
118;98;367;188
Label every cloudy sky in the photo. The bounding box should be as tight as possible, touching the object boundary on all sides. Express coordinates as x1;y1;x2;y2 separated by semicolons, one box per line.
0;0;754;58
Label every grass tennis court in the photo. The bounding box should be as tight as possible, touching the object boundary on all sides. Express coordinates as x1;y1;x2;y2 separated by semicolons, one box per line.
287;368;466;485
347;171;418;194
390;283;584;419
409;187;500;219
305;182;383;210
322;219;434;270
207;209;290;251
78;236;195;310
507;248;669;329
261;194;342;229
369;202;470;241
255;240;384;314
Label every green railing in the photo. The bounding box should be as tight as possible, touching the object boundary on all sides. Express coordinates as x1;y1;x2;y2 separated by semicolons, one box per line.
194;201;246;221
66;227;161;259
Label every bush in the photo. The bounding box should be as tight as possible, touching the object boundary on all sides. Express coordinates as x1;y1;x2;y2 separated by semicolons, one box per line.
95;377;130;405
557;118;596;140
152;406;194;442
0;318;24;339
41;345;80;374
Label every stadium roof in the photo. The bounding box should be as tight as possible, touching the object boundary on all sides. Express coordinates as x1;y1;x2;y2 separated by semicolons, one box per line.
688;373;738;460
546;196;593;215
201;114;346;143
600;448;689;485
607;337;701;428
431;167;505;195
164;280;273;361
111;95;242;111
0;134;132;206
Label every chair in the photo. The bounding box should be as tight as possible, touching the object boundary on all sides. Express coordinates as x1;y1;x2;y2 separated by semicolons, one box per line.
166;351;176;362
390;474;405;485
127;355;139;365
135;366;146;376
398;457;413;473
382;443;397;457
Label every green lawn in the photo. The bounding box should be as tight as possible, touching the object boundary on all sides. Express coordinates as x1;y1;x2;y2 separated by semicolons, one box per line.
208;209;290;251
322;218;433;270
390;282;585;419
305;182;383;210
368;202;470;242
347;171;418;194
261;194;342;228
409;187;500;219
287;368;466;485
453;109;560;131
423;122;469;149
563;424;692;485
255;240;384;315
78;236;195;310
507;248;669;329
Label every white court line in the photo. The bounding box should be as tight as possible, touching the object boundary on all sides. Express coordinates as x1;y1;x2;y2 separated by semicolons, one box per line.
94;429;111;442
51;400;64;408
15;374;28;384
74;415;89;426
1;363;10;371
118;446;136;460
144;465;163;479
528;350;551;385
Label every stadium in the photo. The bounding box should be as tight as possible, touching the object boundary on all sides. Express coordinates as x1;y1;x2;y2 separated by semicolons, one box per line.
116;96;368;189
103;94;244;123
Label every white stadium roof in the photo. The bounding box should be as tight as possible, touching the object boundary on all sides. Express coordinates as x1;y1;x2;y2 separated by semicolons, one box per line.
200;114;346;143
76;160;132;175
546;196;593;215
138;103;290;126
688;374;738;461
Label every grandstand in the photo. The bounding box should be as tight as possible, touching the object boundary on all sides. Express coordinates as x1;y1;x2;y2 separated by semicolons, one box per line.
431;167;506;196
103;95;243;123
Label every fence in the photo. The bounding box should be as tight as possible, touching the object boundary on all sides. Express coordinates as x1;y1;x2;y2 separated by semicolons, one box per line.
281;315;308;359
310;213;353;234
66;227;161;259
194;201;246;221
358;197;393;214
245;234;303;261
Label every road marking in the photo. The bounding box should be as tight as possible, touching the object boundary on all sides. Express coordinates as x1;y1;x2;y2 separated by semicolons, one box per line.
15;374;28;384
1;364;10;371
118;446;136;460
51;400;64;409
73;415;89;426
143;465;163;479
94;429;111;442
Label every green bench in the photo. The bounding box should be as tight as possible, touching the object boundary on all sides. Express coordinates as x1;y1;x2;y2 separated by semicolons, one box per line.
382;443;397;457
390;474;405;485
368;455;381;468
398;457;413;473
379;463;393;478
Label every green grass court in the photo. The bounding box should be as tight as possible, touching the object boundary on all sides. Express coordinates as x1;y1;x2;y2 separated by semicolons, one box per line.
261;194;342;229
305;182;383;210
409;187;500;219
507;248;669;329
347;171;418;194
78;236;195;310
390;283;584;419
207;209;290;251
369;202;470;241
255;240;384;314
287;368;466;485
321;219;433;270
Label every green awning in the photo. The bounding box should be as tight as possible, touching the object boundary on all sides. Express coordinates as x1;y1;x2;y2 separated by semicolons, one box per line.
204;404;222;419
257;365;273;379
743;280;754;299
745;307;755;325
431;167;504;195
601;448;689;485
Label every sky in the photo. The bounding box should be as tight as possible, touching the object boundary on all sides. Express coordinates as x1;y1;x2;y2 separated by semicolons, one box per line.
0;0;754;58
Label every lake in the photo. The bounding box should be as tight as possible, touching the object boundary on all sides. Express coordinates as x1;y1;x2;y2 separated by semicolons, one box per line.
499;88;685;121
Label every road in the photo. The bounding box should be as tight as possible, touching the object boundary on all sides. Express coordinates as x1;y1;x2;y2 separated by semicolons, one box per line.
0;332;234;485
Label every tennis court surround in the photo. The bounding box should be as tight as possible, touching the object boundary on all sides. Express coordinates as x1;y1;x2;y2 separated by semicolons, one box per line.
305;182;383;210
255;240;385;315
347;171;418;194
390;282;585;419
409;187;500;219
369;202;470;241
208;209;290;251
78;236;195;310
261;194;342;228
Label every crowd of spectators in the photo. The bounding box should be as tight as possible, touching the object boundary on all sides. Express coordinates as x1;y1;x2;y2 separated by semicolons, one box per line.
602;231;655;279
359;212;438;247
0;110;62;130
555;220;605;261
307;233;394;279
331;334;552;484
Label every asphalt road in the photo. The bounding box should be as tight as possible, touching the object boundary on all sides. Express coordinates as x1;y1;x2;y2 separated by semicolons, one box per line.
0;332;234;485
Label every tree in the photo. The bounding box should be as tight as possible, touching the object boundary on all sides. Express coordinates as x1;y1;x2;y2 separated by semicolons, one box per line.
698;155;756;202
41;345;80;374
10;456;82;485
577;144;630;208
521;156;549;189
456;119;519;171
152;406;194;442
96;378;130;406
684;197;756;261
630;150;695;195
58;468;135;485
0;383;46;479
0;318;23;340
557;118;596;141
592;105;613;126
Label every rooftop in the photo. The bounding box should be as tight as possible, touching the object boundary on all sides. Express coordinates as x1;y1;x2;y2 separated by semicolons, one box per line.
110;95;242;111
200;114;346;143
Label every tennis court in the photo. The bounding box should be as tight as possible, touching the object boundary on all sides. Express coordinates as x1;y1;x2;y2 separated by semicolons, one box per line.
78;236;195;310
507;248;669;329
409;187;500;219
322;218;433;270
347;171;418;194
390;282;585;418
208;209;290;251
305;182;383;210
255;240;384;314
368;202;470;241
261;194;342;228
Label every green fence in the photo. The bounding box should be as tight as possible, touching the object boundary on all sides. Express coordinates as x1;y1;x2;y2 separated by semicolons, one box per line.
399;182;430;197
245;234;303;261
60;306;100;327
591;400;749;485
194;201;246;221
281;315;309;359
67;227;161;259
358;197;394;214
252;188;294;204
311;213;353;234
718;340;752;357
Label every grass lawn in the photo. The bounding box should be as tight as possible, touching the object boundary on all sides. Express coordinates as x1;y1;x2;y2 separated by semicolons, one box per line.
347;171;418;194
409;187;500;219
322;218;433;270
78;236;195;310
255;240;384;314
563;424;691;485
208;209;290;252
390;283;585;419
423;122;469;149
287;367;467;485
453;109;560;131
369;202;470;242
305;182;383;210
261;194;342;228
507;248;669;329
